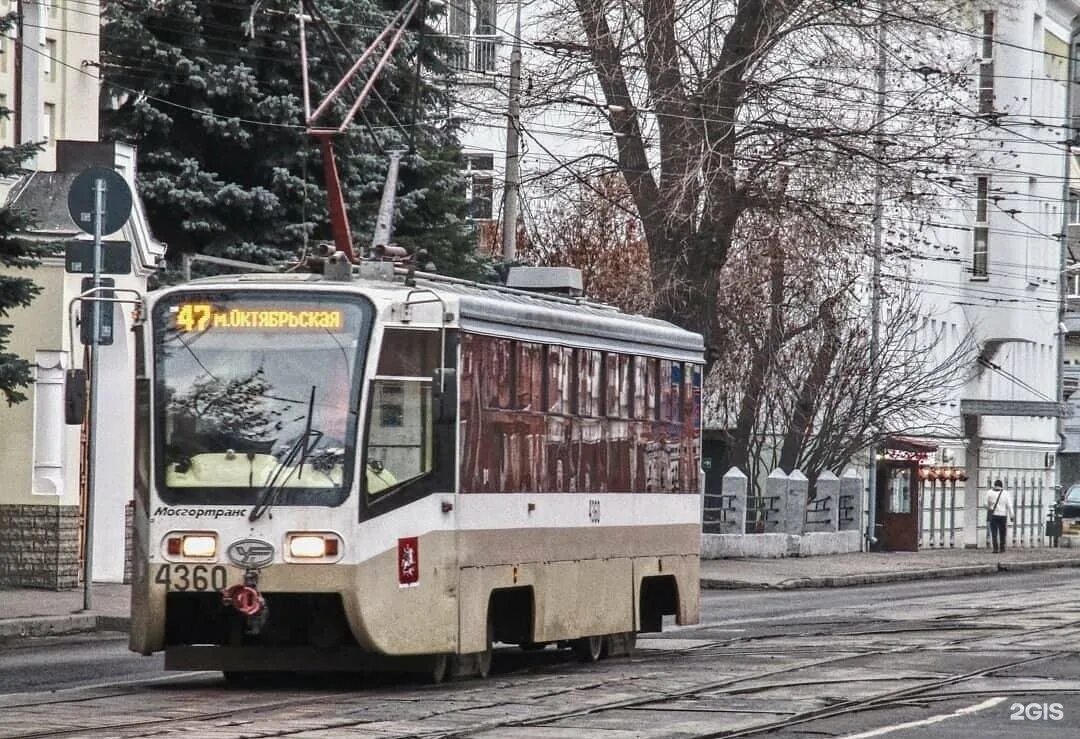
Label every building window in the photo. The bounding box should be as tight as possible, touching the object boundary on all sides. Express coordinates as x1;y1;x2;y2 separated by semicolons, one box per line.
0;94;7;142
1070;191;1080;225
44;38;57;81
973;175;989;277
464;152;494;220
979;11;994;114
0;37;7;75
472;0;496;73
43;103;55;142
447;0;496;73
1045;30;1067;82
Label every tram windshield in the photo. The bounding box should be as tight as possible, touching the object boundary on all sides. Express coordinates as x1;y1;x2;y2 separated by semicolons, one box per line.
152;291;372;506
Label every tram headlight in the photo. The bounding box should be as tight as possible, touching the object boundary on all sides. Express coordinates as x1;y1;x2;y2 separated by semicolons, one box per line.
286;533;341;560
165;534;217;559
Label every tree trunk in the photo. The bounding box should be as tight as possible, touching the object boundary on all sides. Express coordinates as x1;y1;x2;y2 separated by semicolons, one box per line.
777;313;840;475
726;233;784;473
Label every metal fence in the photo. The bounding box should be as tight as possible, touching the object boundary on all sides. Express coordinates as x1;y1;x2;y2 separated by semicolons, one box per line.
745;493;780;534
702;493;737;533
919;479;963;548
920;474;1049;549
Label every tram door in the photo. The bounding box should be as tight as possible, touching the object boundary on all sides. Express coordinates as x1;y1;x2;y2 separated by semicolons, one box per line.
876;462;919;551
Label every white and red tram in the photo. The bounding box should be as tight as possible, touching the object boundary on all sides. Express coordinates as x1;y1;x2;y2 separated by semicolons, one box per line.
129;264;704;679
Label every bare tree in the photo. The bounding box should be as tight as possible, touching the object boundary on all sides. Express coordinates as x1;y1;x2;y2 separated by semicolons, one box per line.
512;0;996;479
522;175;654;313
704;208;976;486
527;0;982;353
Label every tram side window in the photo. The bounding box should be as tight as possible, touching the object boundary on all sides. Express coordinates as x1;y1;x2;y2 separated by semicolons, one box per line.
546;346;572;414
366;329;440;495
577;349;603;417
481;337;513;409
660;360;682;423
606;353;632;419
646;358;659;420
516;341;544;411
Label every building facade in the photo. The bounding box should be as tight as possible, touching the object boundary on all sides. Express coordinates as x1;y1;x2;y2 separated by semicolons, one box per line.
896;0;1073;551
0;4;165;587
0;0;101;169
0;141;164;588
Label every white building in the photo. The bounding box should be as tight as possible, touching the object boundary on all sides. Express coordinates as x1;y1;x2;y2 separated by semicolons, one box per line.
0;0;101;169
443;0;611;229
0;5;165;588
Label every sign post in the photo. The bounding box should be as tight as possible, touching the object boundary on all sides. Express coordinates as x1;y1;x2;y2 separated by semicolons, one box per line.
67;167;132;612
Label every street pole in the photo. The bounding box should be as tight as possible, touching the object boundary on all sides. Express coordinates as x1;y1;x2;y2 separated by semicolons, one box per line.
500;0;522;262
82;177;105;612
866;12;887;550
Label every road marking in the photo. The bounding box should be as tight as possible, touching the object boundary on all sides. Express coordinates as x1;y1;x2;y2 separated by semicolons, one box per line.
836;695;1007;739
636;638;725;650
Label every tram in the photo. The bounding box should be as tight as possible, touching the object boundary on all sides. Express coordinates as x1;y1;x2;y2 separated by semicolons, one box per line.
128;259;704;680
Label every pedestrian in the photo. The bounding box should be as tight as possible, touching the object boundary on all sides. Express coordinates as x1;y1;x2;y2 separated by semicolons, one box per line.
985;479;1014;553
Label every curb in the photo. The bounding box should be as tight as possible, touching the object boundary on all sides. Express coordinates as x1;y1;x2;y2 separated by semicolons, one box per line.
700;557;1080;590
0;614;131;642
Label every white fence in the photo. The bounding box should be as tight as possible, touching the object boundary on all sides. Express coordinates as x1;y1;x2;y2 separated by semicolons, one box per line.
918;472;1050;549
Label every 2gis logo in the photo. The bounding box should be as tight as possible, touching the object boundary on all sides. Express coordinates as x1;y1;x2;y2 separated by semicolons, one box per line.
1009;702;1064;721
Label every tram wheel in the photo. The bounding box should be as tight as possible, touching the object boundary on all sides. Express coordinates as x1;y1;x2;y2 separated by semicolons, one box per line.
427;654;450;684
572;635;604;663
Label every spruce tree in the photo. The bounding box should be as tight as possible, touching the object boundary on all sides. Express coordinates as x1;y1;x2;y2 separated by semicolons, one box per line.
0;97;43;405
101;0;481;275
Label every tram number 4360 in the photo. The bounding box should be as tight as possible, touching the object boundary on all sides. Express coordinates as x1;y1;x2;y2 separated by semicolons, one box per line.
154;564;228;592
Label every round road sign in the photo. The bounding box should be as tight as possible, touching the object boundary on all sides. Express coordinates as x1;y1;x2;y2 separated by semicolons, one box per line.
67;167;133;236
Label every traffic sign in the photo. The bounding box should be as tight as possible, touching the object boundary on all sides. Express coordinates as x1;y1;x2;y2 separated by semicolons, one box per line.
67;167;133;236
79;277;115;346
65;241;132;274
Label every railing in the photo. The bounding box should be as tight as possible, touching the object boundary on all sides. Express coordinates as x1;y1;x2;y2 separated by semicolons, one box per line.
745;493;780;534
976;473;1048;548
838;492;858;530
449;35;498;75
919;479;963;548
702;493;738;534
804;494;833;528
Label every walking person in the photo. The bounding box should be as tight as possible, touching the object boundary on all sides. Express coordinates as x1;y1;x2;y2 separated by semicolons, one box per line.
985;479;1014;553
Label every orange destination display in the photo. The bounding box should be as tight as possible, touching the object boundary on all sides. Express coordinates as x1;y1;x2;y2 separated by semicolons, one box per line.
173;302;345;333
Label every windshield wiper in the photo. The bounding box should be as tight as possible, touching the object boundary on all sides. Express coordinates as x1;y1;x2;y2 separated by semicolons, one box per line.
248;386;320;522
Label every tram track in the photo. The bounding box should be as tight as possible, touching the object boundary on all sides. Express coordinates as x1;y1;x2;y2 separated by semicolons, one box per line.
4;607;1080;739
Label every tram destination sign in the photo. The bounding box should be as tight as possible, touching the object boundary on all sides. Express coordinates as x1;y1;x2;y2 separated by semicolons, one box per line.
172;302;346;333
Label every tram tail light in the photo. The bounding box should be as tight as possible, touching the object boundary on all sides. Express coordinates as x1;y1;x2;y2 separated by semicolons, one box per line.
287;533;342;560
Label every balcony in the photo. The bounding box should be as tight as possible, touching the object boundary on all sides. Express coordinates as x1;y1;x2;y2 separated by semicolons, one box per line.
449;35;499;82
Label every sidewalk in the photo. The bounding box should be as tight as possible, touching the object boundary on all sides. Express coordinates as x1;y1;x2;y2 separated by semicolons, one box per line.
701;545;1080;589
4;547;1080;641
0;582;129;641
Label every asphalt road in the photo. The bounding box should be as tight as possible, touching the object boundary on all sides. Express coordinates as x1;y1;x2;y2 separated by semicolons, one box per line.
0;569;1078;738
0;633;166;694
